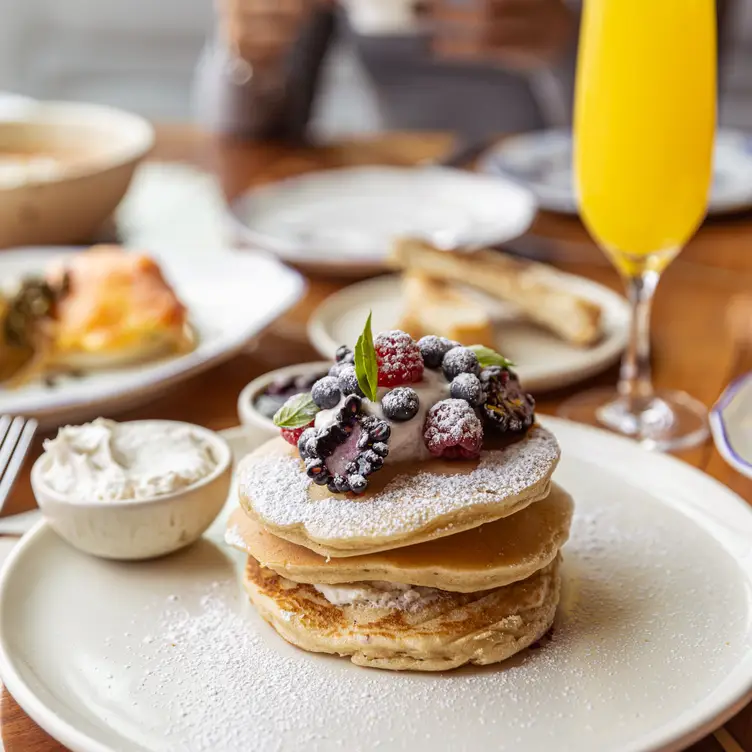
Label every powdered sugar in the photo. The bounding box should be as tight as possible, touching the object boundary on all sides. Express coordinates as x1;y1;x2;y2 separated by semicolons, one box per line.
239;425;560;544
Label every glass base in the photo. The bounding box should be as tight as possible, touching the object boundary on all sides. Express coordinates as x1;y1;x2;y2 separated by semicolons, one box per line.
557;388;709;452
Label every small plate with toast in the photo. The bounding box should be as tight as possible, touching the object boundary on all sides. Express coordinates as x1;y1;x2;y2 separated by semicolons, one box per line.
308;240;630;392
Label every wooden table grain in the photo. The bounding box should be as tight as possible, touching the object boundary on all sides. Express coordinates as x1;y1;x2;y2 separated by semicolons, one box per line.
2;127;752;752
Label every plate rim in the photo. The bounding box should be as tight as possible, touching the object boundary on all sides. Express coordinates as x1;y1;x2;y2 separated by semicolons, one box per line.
307;273;630;392
226;164;538;269
480;127;752;216
0;247;306;426
2;417;752;752
710;372;752;479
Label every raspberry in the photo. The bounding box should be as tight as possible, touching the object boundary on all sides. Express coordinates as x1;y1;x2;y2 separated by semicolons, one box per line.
281;421;314;446
423;399;483;459
374;330;424;387
482;368;535;433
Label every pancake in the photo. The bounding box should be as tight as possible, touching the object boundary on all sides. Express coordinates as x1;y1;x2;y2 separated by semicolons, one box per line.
243;555;561;671
237;425;560;558
227;483;573;592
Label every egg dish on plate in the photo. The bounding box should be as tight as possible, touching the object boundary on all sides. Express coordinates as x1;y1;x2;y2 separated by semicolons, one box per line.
0;245;195;386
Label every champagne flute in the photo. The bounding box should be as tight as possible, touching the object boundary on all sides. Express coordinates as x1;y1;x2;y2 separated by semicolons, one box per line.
558;0;716;451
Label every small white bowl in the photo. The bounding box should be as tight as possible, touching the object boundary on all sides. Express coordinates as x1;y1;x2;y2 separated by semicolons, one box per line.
237;361;331;438
30;420;232;560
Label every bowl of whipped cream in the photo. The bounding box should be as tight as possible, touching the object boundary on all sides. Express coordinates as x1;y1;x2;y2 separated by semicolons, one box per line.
31;418;232;560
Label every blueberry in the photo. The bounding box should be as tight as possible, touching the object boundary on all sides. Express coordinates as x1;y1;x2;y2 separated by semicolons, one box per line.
335;345;355;364
418;335;459;369
338;365;364;397
311;376;342;409
442;347;480;380
450;373;485;406
381;387;420;422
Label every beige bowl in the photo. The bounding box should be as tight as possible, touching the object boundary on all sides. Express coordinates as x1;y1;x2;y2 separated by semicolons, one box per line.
0;100;154;247
30;421;232;561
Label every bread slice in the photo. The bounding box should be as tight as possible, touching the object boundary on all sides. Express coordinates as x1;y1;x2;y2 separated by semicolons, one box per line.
399;272;496;347
392;238;603;347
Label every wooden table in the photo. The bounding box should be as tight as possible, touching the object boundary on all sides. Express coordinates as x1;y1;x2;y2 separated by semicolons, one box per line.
3;127;752;752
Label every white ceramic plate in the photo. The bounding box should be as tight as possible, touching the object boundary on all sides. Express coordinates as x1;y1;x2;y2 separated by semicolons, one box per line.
307;274;630;392
227;166;537;274
710;372;752;478
480;128;752;216
1;417;752;752
0;248;305;428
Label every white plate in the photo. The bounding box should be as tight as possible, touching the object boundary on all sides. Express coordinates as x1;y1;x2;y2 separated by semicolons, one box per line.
307;274;630;392
227;166;537;274
0;248;305;428
710;372;752;478
1;417;752;752
480;128;752;216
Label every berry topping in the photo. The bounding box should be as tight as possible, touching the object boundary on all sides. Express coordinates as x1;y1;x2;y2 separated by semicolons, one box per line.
482;368;535;433
337;365;365;398
450;373;485;406
417;335;460;369
374;330;424;387
423;399;483;459
442;347;480;381
311;376;342;409
381;386;420;422
335;345;355;364
296;395;391;494
281;421;314;447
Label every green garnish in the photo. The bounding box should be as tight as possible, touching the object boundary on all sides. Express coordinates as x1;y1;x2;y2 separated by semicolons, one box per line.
469;345;515;369
272;393;320;429
354;311;378;402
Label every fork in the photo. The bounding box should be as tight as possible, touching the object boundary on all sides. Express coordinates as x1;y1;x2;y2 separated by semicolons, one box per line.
0;416;38;513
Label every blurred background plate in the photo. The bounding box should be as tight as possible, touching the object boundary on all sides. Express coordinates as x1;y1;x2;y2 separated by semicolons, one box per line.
308;274;630;393
0;247;305;428
227;165;537;275
480;128;752;216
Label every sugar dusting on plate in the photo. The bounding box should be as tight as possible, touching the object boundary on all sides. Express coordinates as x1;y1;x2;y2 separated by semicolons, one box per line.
118;483;749;752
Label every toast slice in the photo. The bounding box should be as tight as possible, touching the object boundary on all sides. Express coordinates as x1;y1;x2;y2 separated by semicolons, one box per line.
392;239;603;347
399;272;496;347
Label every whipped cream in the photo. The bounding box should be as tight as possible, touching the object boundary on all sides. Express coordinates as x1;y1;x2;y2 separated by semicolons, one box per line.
314;368;449;465
40;418;218;502
313;580;442;611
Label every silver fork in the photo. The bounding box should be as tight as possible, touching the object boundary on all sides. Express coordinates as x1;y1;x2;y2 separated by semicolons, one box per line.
0;416;38;513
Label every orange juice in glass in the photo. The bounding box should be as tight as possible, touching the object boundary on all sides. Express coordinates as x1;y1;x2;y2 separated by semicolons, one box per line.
560;0;716;449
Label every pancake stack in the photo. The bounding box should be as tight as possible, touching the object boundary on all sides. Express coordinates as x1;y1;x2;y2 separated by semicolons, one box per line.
227;328;572;671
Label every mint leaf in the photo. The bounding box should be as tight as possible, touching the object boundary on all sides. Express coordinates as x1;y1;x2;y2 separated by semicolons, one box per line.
354;311;378;402
272;393;319;429
469;345;515;369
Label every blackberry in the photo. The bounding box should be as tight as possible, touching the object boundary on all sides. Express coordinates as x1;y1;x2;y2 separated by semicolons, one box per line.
450;373;485;406
311;376;342;409
417;335;459;369
296;395;391;494
381;387;420;422
442;347;480;381
482;368;535;433
335;345;355;364
337;365;365;398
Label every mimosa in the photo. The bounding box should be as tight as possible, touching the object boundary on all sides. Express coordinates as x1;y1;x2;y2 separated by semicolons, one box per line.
575;0;716;277
561;0;716;450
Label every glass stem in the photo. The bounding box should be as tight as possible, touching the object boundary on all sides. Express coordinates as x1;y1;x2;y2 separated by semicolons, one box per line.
618;271;659;414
